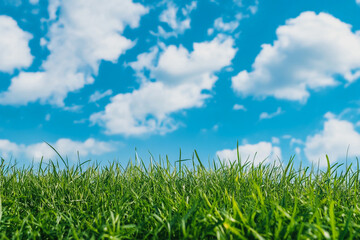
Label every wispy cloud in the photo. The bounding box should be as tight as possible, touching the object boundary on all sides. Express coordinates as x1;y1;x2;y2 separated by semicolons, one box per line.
271;137;280;144
259;107;283;120
89;90;113;103
356;121;360;127
248;0;259;14
153;1;197;39
233;104;247;111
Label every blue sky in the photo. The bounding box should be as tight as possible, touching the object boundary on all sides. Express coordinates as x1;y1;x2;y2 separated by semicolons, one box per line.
1;0;360;167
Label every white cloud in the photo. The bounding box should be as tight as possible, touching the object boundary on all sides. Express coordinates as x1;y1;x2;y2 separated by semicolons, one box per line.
40;37;47;47
48;0;60;20
0;0;148;106
232;0;258;14
29;0;39;5
259;107;283;120
232;12;360;102
357;0;360;5
2;0;22;7
282;134;292;139
63;105;82;112
356;121;360;127
212;124;219;131
208;13;245;36
0;15;33;73
233;0;242;7
0;138;117;161
182;1;197;15
89;90;113;103
290;138;303;147
213;17;239;33
74;118;87;124
45;113;51;121
128;46;159;82
248;0;259;14
160;3;187;30
324;112;336;119
0;139;22;159
91;35;236;136
155;1;197;38
216;141;282;165
271;137;280;144
233;104;246;111
304;115;360;166
26;138;116;161
207;28;214;35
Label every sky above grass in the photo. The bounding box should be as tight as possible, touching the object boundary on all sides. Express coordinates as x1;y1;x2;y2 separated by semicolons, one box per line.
0;0;360;167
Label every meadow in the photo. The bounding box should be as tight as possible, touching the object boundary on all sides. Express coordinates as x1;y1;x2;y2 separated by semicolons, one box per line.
0;146;359;239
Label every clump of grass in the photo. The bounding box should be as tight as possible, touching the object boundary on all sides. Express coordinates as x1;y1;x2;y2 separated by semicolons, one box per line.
0;149;359;239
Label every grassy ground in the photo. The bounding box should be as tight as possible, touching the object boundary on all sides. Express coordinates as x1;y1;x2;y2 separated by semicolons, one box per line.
0;148;359;239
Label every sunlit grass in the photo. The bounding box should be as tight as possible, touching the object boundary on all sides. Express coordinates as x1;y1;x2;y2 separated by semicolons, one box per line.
0;146;359;239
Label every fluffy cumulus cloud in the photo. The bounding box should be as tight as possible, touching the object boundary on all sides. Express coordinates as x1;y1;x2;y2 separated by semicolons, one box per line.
232;11;360;102
0;16;33;73
0;138;116;161
0;0;148;106
304;114;360;166
0;139;21;159
91;35;236;136
155;1;197;38
216;141;282;165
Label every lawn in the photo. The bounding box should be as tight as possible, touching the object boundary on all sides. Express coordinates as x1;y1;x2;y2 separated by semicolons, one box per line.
0;146;359;239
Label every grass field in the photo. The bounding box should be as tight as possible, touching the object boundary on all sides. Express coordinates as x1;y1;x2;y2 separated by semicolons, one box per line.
0;147;360;239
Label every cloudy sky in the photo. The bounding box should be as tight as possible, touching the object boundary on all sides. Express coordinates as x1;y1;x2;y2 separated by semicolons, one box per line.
1;0;360;167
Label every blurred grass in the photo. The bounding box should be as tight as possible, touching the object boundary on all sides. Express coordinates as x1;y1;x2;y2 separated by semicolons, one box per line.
0;148;359;239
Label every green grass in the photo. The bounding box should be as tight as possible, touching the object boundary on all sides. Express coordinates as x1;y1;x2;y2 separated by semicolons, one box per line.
0;148;360;239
